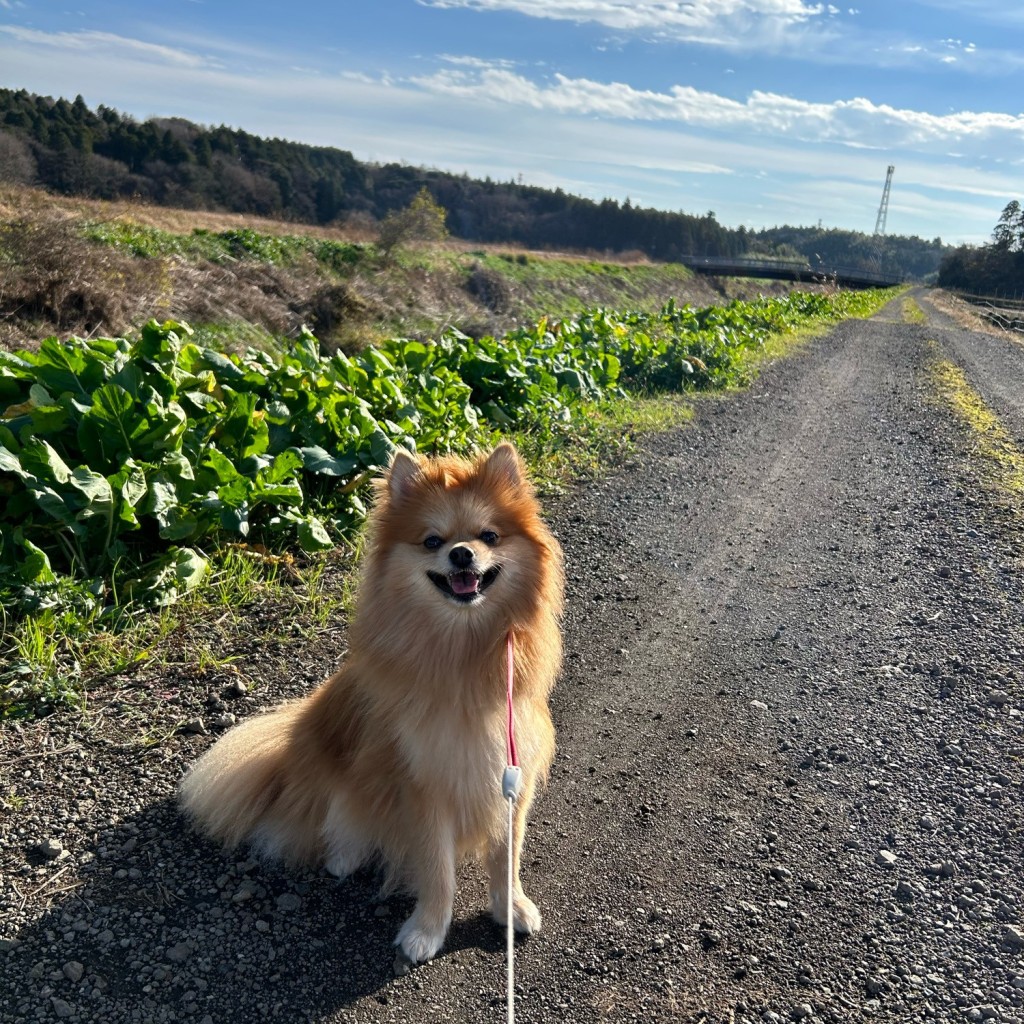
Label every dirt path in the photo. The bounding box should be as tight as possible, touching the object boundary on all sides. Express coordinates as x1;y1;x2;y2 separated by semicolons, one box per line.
2;292;1023;1024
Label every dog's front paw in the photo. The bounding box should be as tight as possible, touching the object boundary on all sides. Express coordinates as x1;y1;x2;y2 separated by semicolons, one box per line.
514;895;543;935
490;891;542;935
324;851;358;880
395;912;448;964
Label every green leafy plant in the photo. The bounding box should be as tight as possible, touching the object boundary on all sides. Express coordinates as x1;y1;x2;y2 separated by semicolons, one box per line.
1;288;893;716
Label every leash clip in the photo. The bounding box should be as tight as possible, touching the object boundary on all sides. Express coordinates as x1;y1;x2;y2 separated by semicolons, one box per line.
502;765;522;801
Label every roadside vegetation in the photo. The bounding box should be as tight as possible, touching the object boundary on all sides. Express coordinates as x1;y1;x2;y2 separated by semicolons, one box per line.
901;295;927;323
938;200;1024;298
1;183;767;352
0;288;894;719
929;352;1024;507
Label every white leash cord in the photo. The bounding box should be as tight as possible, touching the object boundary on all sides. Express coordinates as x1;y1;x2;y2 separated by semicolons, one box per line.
502;634;521;1024
501;764;522;1024
506;792;516;1024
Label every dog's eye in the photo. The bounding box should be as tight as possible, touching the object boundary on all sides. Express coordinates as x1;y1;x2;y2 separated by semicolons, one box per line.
480;530;499;546
423;535;444;550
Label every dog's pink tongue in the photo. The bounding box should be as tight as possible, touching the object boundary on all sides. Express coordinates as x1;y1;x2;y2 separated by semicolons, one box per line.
450;571;480;595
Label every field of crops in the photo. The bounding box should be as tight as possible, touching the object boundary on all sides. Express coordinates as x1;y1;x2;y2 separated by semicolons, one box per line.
0;289;890;715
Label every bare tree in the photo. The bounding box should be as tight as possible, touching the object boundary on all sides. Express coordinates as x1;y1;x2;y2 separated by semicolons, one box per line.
0;130;36;185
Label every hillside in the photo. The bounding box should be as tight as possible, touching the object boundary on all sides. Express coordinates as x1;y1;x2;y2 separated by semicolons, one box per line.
0;184;806;350
752;223;947;283
0;86;949;281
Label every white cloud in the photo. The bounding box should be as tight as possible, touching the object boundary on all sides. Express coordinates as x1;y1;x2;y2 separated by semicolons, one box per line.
0;26;216;69
419;0;840;48
418;0;1023;74
437;53;517;69
410;65;1024;157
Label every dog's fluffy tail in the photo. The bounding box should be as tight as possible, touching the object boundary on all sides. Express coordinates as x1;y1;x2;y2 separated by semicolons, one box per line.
178;701;326;865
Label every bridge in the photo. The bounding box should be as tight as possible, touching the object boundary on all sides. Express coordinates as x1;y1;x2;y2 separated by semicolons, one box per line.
680;256;902;289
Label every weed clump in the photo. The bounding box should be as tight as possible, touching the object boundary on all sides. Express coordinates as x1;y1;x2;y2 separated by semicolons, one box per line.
466;265;514;314
0;214;157;342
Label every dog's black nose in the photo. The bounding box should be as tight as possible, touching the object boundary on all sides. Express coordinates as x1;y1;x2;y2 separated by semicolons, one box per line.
449;545;475;569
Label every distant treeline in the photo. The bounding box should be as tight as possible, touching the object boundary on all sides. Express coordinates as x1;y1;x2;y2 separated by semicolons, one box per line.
937;201;1024;297
0;87;947;279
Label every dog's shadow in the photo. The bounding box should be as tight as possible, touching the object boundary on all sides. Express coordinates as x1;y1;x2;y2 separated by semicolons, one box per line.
15;794;507;1020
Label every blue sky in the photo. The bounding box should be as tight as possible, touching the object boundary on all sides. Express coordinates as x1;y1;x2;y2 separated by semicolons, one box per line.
2;1;1023;244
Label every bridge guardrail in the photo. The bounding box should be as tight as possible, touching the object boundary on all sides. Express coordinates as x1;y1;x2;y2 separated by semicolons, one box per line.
679;256;902;289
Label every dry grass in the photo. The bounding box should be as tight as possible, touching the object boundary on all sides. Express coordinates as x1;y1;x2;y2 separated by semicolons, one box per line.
0;186;374;349
0;209;334;349
166;258;317;336
0;183;373;243
926;289;1012;338
0;211;161;344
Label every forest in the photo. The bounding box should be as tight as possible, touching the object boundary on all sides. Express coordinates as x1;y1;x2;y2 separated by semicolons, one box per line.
937;201;1024;297
0;87;948;280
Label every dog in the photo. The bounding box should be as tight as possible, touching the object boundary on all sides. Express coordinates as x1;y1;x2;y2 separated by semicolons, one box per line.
178;442;563;963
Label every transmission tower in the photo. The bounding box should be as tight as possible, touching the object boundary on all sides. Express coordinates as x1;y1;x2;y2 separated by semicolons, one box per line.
873;165;894;236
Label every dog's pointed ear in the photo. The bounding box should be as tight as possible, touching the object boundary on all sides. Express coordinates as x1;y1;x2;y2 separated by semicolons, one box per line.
485;442;524;489
387;447;422;500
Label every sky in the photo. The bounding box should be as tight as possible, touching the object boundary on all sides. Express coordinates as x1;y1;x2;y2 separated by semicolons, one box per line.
1;1;1022;245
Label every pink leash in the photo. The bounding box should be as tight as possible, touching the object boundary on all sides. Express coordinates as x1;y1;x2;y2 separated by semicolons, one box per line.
505;630;518;768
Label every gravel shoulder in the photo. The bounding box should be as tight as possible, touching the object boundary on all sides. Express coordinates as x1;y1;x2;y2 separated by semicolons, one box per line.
2;291;1023;1024
918;289;1024;444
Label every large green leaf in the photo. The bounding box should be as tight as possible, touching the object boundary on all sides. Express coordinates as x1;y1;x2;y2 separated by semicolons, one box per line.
197;348;247;380
77;383;147;465
252;480;303;506
112;462;148;529
297;515;333;552
265;448;304;483
299;445;358;477
68;466;114;512
18;536;57;585
18;439;73;488
217;391;269;458
174;546;208;591
368;428;397;467
157;507;201;541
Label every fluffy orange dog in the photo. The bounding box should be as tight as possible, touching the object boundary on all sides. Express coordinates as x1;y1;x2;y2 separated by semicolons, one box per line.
179;442;563;963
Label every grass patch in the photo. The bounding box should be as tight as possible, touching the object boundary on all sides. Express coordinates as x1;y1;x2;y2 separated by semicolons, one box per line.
929;355;1024;504
187;320;284;353
82;221;370;272
0;543;350;721
513;392;695;490
459;251;698;322
902;296;927;323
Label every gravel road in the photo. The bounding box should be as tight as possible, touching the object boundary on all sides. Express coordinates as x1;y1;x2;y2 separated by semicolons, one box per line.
2;289;1023;1024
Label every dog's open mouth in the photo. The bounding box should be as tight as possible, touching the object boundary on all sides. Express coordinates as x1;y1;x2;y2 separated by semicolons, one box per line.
427;566;501;603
